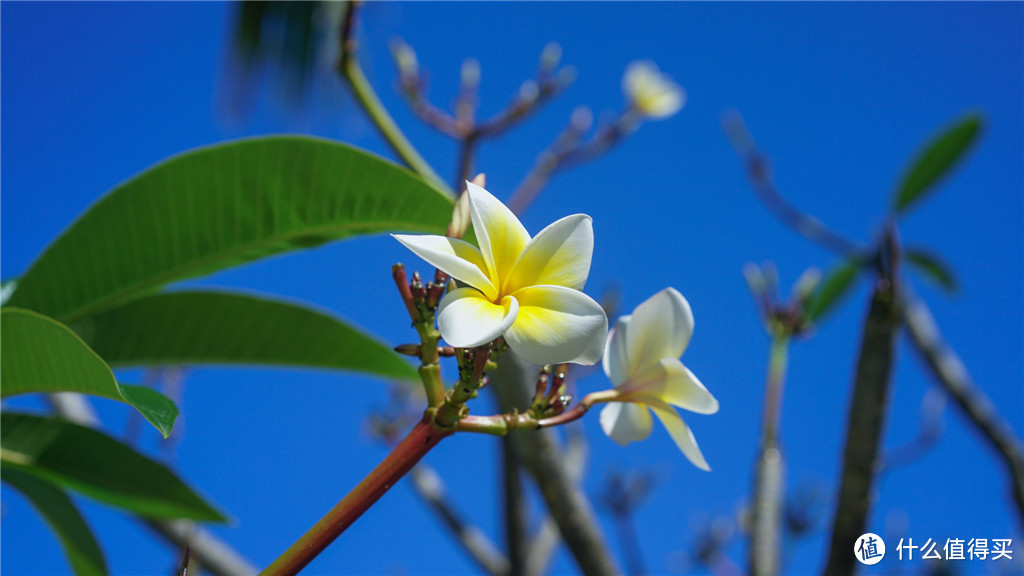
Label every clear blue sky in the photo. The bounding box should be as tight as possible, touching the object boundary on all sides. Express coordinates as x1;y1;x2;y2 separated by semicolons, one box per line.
2;2;1022;575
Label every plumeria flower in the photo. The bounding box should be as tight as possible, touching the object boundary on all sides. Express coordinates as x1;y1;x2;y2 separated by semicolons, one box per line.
600;288;718;470
393;182;607;366
622;60;685;120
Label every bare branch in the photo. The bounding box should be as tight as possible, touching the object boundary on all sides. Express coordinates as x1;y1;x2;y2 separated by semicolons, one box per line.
902;286;1024;523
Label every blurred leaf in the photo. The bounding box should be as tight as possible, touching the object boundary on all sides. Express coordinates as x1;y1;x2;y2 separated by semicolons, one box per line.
894;114;983;215
905;249;959;293
72;291;416;381
8;136;454;323
226;1;327;115
2;467;107;576
1;413;226;522
1;308;178;438
806;261;860;322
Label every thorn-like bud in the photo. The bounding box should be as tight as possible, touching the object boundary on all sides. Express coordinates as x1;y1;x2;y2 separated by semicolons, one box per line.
394;343;422;356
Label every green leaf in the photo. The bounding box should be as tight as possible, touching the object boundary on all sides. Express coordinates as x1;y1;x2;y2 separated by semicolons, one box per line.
1;413;226;522
894;114;983;215
1;308;179;438
71;291;416;380
905;249;959;293
2;467;107;576
806;261;860;322
8;136;454;323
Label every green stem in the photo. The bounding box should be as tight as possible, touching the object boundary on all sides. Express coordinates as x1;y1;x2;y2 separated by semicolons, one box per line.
750;334;789;576
261;417;452;576
338;3;449;194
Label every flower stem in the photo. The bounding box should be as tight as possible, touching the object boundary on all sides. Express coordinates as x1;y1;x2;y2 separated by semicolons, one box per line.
260;418;452;576
750;334;789;576
337;2;448;194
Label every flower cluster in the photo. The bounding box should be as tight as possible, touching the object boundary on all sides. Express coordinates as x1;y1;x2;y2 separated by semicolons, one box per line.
396;184;716;468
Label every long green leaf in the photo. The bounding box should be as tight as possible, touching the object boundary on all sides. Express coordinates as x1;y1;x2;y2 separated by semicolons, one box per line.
905;249;959;293
1;413;226;522
894;114;983;215
8;136;454;323
2;467;107;576
1;308;178;438
806;261;860;322
71;290;415;380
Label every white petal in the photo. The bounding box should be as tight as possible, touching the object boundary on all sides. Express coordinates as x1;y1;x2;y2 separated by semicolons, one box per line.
506;214;593;293
392;234;497;301
624;287;694;376
465;182;530;285
599;402;653;446
628;358;718;415
602;315;632;387
503;285;608;366
437;287;518;348
646;399;710;471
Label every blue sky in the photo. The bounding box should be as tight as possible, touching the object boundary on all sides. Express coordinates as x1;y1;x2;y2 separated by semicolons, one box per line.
2;2;1022;575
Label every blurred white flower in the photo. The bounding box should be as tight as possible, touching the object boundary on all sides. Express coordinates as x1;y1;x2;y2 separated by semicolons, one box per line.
394;182;607;365
600;287;718;470
622;60;685;120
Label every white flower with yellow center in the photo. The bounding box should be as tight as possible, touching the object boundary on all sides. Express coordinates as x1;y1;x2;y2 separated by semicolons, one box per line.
622;60;685;120
600;288;718;470
393;182;607;366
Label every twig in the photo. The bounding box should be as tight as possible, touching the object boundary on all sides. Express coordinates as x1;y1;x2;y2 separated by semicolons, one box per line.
336;2;448;193
46;393;258;576
902;286;1024;523
824;227;901;576
408;464;510;576
722;110;864;259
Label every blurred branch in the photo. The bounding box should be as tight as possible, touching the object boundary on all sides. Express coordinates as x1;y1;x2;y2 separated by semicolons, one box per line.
901;286;1024;523
391;39;573;190
824;227;901;576
879;387;946;473
502;435;528;576
408;464;511;576
337;2;448;193
524;422;588;576
47;393;259;576
600;471;653;576
492;353;620;576
508;107;629;216
722;111;865;259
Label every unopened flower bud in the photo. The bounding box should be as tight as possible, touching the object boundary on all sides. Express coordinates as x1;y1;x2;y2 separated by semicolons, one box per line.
519;79;540;103
461;58;480;90
540;42;562;73
389;38;419;80
791;267;822;304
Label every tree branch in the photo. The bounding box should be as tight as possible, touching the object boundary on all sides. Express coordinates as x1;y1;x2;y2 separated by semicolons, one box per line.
901;286;1024;523
47;393;258;576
